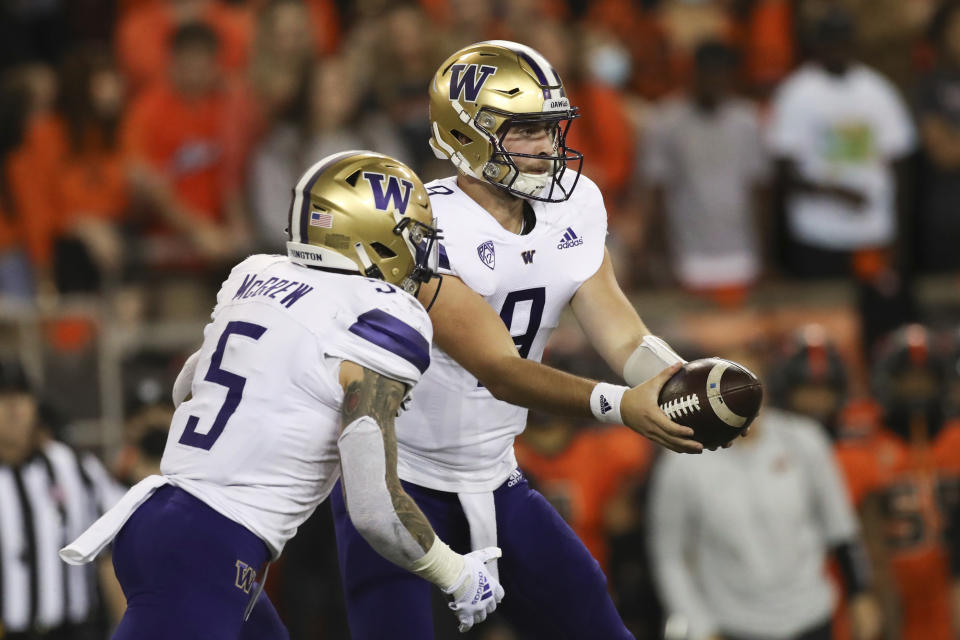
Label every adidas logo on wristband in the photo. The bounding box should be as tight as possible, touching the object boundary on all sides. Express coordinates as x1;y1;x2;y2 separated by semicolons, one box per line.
599;395;612;414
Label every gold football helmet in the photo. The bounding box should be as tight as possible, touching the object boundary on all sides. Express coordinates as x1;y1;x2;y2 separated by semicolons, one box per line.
428;40;582;202
286;150;441;294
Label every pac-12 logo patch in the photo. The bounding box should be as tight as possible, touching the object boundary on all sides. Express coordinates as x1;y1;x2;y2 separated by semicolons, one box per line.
477;240;496;269
449;64;497;102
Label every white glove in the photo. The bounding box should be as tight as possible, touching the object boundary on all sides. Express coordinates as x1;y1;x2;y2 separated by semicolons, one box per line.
444;547;505;633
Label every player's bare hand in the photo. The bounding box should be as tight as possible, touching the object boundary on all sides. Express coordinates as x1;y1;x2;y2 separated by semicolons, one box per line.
621;364;703;454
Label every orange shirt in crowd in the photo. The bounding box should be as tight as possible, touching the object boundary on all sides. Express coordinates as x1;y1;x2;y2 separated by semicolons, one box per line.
0;119;60;267
835;413;960;640
304;0;341;55
122;81;241;224
728;0;794;96
566;84;635;203
2;115;130;268
515;425;652;572
116;0;253;92
34;116;129;226
0;161;28;258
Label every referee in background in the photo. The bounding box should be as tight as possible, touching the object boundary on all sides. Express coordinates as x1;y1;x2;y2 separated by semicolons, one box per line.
0;358;124;639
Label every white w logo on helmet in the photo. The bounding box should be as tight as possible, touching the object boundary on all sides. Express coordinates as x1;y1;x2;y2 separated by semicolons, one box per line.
449;64;497;102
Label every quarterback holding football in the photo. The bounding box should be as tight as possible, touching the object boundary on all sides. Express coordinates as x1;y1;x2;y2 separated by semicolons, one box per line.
332;40;759;639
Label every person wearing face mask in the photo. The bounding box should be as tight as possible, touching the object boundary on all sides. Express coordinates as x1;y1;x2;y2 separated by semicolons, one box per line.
837;325;960;640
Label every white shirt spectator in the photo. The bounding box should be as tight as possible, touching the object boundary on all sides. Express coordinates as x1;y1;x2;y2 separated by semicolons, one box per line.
647;409;859;640
768;63;915;250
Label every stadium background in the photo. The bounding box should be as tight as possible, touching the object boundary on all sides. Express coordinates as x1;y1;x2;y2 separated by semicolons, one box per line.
0;0;958;638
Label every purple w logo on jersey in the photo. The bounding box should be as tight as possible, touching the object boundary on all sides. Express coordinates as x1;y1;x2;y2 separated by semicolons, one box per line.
449;64;497;102
363;172;413;214
477;240;495;270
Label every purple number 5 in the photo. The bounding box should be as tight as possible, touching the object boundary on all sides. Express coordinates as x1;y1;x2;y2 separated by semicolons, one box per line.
178;321;267;451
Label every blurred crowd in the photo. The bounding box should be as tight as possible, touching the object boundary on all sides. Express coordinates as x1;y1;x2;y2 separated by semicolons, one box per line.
2;0;960;639
0;0;958;305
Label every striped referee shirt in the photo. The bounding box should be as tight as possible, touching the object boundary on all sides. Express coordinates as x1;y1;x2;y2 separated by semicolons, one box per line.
0;439;123;634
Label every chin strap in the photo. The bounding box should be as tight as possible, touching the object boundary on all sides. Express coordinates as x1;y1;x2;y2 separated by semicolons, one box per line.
424;275;443;312
353;242;383;279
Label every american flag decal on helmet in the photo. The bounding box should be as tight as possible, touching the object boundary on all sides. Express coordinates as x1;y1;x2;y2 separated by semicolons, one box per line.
310;210;334;228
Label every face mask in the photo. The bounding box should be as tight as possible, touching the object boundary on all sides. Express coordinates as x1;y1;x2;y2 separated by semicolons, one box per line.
587;44;632;88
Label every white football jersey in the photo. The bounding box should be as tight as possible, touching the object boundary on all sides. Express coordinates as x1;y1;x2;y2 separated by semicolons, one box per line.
161;254;432;557
396;174;606;492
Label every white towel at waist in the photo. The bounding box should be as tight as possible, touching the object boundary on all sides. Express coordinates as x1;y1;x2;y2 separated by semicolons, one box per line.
60;474;169;565
457;490;499;581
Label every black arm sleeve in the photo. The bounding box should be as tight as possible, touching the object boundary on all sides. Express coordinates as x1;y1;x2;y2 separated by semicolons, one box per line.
832;540;872;597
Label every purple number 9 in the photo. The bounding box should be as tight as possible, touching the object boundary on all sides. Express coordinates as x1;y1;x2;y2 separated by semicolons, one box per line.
178;321;267;451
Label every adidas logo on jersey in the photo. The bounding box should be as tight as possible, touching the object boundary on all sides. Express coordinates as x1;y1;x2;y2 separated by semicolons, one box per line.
599;394;612;415
557;227;583;249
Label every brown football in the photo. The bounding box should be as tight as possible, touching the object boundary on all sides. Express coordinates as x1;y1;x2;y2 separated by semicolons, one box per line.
657;357;763;449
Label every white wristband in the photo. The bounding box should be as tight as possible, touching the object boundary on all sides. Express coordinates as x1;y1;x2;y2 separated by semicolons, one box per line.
409;535;465;591
590;382;629;424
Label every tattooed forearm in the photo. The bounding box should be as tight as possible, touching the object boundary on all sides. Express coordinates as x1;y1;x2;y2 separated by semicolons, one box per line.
386;485;436;553
341;368;435;552
341;367;406;427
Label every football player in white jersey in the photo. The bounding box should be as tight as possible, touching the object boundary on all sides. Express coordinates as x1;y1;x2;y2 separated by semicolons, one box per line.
59;152;504;639
331;42;707;639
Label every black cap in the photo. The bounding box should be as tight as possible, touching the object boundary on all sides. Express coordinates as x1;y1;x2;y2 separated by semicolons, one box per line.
814;7;855;43
171;21;220;53
0;358;33;395
694;40;738;71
